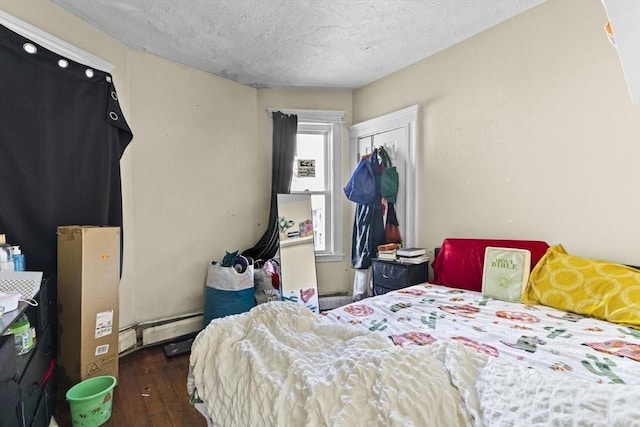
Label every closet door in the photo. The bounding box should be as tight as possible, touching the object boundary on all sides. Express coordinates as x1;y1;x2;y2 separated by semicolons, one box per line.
375;127;406;235
350;105;419;247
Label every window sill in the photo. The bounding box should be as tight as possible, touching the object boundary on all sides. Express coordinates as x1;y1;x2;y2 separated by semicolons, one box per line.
315;253;345;263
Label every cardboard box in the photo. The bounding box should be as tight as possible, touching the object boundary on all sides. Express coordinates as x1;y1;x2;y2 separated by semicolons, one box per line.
57;226;120;391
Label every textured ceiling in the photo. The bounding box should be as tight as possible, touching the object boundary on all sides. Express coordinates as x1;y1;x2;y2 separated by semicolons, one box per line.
51;0;545;89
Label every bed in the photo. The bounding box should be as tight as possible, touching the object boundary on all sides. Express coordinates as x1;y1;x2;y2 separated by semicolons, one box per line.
187;240;640;427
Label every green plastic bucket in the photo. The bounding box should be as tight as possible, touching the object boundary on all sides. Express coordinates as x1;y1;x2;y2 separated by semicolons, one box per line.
66;375;117;427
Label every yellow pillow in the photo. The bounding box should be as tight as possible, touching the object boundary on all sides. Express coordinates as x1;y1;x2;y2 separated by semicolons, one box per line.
522;244;640;326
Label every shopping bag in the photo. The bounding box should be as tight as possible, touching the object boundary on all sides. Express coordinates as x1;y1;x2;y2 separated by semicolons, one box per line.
385;203;403;244
253;259;280;305
379;146;398;203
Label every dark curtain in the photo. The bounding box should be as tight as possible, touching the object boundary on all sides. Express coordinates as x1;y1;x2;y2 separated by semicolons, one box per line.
242;111;297;261
0;24;133;277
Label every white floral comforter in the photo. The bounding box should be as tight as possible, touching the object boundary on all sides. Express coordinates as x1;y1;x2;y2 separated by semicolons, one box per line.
188;300;640;427
325;284;640;385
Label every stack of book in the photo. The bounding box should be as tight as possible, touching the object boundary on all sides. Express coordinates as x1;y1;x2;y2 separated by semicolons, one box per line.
377;243;399;261
396;247;428;264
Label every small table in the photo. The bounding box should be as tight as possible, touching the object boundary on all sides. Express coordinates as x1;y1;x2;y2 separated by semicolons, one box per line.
372;258;429;295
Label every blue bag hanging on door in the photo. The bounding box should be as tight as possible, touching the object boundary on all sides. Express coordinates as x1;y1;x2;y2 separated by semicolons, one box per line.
343;149;377;204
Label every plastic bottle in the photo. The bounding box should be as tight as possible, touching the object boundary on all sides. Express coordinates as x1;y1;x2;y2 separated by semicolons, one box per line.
9;314;36;355
0;234;14;271
11;246;25;271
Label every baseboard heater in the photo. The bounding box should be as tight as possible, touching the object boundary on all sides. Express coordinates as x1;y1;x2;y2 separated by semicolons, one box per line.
118;313;203;354
118;294;353;354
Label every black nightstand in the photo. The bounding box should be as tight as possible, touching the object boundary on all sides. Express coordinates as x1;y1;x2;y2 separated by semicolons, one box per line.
372;259;429;295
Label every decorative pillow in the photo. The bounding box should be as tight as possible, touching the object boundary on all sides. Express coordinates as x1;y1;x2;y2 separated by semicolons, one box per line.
522;244;640;326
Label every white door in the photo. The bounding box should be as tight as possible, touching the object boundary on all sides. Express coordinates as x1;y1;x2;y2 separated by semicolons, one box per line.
350;105;419;247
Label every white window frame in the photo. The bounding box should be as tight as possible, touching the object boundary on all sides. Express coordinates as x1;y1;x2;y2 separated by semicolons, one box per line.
268;108;344;262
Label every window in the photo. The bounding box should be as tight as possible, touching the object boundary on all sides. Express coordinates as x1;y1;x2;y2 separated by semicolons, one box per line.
268;108;344;261
291;123;329;252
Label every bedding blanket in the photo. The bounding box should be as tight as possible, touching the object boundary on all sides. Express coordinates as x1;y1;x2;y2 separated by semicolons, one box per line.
188;302;640;427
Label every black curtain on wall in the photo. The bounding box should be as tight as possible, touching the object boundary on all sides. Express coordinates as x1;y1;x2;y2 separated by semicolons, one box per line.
0;24;133;277
242;111;297;261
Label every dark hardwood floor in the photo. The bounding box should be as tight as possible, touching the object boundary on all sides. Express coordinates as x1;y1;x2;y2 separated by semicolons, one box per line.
53;344;207;427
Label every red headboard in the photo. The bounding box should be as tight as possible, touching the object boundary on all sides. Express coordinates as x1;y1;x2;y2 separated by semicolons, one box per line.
431;238;550;291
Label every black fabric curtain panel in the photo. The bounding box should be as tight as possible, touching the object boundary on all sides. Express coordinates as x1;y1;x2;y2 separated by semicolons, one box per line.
0;24;133;277
242;111;297;261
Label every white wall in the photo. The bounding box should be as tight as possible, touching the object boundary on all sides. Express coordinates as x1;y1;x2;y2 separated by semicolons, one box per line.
354;0;640;265
126;50;260;323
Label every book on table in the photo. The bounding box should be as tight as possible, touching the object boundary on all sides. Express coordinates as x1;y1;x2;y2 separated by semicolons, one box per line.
377;243;398;260
481;247;531;302
397;247;427;257
396;254;429;264
377;250;397;261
